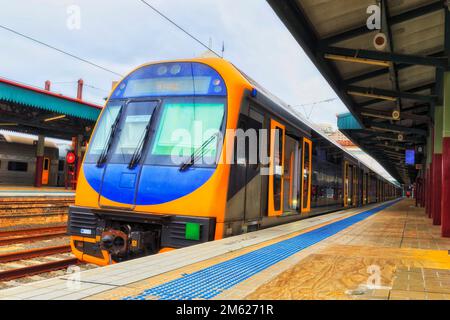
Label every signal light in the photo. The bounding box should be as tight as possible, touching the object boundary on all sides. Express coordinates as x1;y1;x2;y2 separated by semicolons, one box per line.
66;152;76;164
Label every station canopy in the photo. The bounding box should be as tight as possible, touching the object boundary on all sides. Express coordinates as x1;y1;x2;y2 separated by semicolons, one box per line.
267;0;448;185
0;77;102;140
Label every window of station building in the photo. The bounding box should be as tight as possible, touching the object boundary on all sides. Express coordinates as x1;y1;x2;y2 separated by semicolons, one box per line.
8;161;28;172
58;160;65;171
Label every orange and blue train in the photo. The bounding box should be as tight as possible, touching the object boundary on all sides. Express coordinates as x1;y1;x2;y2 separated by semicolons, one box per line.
69;58;401;265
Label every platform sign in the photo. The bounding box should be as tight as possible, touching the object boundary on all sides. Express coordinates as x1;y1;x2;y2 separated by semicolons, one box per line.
405;149;415;165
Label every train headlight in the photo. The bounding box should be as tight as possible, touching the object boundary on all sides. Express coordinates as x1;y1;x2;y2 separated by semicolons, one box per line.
170;64;182;75
157;65;168;76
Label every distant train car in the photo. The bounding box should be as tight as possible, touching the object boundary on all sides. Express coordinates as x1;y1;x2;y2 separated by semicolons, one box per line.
68;58;401;266
0;133;60;186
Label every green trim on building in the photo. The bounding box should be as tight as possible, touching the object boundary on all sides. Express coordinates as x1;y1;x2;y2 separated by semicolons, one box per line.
434;106;443;154
444;72;450;138
337;112;363;130
0;82;101;121
426;131;432;165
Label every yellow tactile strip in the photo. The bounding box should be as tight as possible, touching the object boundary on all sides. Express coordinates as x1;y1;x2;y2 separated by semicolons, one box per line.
85;204;382;300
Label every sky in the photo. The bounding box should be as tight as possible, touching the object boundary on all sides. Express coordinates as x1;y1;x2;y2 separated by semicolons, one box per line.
0;0;349;127
0;1;396;181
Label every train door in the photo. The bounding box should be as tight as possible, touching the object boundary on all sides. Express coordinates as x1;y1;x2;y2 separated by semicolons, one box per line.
364;173;369;204
301;138;312;213
268;120;285;216
344;161;350;207
42;157;50;185
354;167;357;206
243;114;264;222
348;165;354;206
283;136;301;213
226;112;264;225
362;171;366;205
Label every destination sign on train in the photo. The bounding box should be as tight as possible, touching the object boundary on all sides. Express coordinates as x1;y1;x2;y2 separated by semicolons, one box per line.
124;76;212;96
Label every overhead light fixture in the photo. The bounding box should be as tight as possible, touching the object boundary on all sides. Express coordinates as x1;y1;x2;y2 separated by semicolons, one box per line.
44;115;66;122
347;91;397;102
324;54;391;67
392;110;401;120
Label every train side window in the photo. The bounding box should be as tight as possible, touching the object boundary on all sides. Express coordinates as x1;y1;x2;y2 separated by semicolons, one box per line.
301;138;312;213
268;120;285;216
8;161;28;172
43;158;50;171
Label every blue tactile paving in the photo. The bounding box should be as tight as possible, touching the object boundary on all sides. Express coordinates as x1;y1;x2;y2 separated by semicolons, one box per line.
124;200;401;300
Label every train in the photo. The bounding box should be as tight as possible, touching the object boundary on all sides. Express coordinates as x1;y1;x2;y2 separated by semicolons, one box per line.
68;58;401;266
0;132;66;187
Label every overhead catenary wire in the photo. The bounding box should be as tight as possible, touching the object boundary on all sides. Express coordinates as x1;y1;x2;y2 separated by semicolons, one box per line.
290;97;338;119
0;24;123;77
139;0;222;58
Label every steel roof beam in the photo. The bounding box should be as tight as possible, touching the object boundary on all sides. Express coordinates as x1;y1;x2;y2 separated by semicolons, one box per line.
366;121;427;136
344;52;443;85
347;85;438;103
359;107;431;123
363;131;425;141
322;1;443;45
344;64;409;85
321;46;448;68
355;84;435;109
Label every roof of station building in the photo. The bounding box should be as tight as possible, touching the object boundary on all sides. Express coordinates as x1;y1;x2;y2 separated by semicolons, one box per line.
0;77;103;140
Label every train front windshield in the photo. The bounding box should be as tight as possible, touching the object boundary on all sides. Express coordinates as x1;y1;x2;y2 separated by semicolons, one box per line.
85;62;227;167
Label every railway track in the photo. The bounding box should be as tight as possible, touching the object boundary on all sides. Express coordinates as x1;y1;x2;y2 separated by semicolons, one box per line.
0;226;67;246
0;245;71;263
0;257;79;281
0;226;81;283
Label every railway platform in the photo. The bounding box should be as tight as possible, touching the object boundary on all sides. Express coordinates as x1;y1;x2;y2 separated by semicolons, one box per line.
0;198;449;300
0;186;74;198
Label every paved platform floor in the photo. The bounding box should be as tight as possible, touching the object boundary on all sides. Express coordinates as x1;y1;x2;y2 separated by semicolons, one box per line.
1;199;449;300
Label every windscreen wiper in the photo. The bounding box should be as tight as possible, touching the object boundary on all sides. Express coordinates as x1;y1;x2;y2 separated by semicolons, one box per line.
128;102;161;169
96;105;124;167
179;133;219;172
128;122;152;169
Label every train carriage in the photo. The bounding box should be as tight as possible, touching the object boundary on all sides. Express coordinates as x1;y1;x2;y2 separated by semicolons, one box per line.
68;58;400;266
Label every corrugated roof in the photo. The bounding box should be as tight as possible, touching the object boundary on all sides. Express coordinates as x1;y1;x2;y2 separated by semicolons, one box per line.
0;78;102;121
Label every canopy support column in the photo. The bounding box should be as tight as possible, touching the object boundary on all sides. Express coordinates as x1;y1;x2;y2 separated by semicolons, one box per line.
431;106;443;226
441;72;450;237
34;135;45;188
